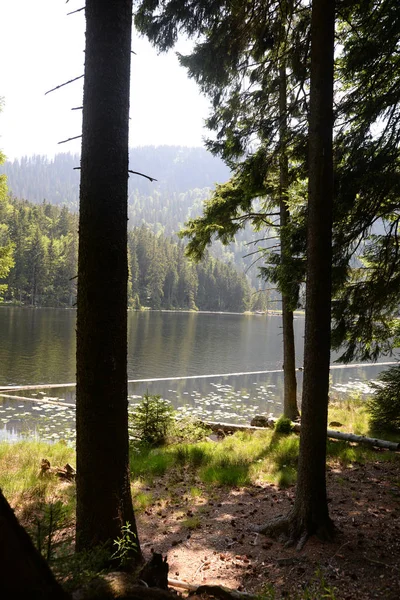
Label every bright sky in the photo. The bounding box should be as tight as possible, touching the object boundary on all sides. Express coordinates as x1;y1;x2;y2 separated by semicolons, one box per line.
0;0;210;160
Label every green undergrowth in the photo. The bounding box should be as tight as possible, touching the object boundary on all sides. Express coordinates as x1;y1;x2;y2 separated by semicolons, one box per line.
0;412;398;592
328;393;400;441
0;440;75;504
328;394;370;435
130;420;399;495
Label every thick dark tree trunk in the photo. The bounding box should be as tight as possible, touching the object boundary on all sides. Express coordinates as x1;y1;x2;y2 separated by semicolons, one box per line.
0;490;70;598
279;61;299;422
256;0;335;545
76;0;141;558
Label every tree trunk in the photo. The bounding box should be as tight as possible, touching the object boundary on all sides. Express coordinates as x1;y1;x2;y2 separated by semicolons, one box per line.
289;0;336;541
254;0;336;546
76;0;141;559
0;490;70;599
279;60;299;422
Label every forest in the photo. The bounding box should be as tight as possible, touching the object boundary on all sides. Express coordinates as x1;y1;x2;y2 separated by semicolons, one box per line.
0;195;255;311
1;0;400;599
0;150;271;288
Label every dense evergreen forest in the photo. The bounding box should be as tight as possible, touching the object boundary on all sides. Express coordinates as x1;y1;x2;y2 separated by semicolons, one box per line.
0;196;258;311
0;149;274;288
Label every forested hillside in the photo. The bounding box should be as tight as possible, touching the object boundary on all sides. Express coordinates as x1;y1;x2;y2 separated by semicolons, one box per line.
1;147;230;210
0;148;273;288
0;197;259;312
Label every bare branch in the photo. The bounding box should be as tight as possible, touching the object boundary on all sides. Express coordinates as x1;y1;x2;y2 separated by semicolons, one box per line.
131;50;137;55
73;167;81;170
67;7;84;15
244;236;279;246
243;245;280;259
45;75;84;95
58;135;82;145
71;106;83;111
128;170;157;182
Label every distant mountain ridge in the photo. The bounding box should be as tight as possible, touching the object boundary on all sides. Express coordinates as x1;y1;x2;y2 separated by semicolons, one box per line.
1;146;231;209
1;147;271;291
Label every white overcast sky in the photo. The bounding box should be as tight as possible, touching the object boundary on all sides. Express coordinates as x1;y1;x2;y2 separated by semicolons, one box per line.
0;0;210;160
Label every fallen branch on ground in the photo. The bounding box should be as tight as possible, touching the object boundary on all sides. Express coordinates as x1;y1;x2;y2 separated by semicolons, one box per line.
204;419;400;451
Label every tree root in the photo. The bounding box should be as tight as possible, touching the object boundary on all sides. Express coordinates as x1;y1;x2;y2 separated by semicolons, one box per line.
251;510;335;550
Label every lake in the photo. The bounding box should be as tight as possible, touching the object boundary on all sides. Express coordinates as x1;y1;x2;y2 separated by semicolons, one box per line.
0;307;394;443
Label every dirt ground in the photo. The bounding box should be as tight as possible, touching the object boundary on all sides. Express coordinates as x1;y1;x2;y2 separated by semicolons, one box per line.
136;455;400;599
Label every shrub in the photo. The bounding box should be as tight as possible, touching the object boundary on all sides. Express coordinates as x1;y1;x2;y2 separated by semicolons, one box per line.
129;392;175;447
274;416;293;434
367;365;400;433
169;416;212;444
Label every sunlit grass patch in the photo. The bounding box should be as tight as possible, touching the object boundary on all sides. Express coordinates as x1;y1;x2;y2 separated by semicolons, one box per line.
200;461;251;486
190;486;202;498
182;515;202;530
129;446;174;480
328;394;369;436
133;491;153;512
0;441;75;506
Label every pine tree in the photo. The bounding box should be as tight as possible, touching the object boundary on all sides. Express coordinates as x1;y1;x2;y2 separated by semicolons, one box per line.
75;0;141;559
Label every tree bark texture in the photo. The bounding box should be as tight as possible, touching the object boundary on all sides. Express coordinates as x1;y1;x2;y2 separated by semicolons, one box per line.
0;490;70;599
291;0;336;539
76;0;140;555
279;60;299;422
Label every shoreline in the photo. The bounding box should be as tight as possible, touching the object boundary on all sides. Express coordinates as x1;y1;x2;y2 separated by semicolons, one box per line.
0;303;304;317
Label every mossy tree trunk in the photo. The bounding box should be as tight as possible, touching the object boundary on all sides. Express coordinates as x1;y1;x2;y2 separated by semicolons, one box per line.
76;0;141;559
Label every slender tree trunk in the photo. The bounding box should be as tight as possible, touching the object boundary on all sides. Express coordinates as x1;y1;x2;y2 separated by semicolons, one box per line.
76;0;141;559
255;0;335;545
279;60;299;422
290;0;336;541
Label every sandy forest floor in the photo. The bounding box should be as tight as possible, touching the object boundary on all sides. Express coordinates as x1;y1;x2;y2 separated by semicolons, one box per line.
135;457;400;599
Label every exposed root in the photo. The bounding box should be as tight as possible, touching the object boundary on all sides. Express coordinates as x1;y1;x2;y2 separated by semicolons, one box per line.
252;513;292;537
295;531;309;551
253;510;335;550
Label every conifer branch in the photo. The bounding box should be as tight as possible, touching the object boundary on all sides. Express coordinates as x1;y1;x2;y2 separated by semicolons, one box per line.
67;7;84;16
128;170;157;182
58;135;82;145
45;75;84;95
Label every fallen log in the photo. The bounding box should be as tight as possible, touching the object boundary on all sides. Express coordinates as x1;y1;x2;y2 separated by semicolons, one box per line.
39;459;76;480
204;419;400;451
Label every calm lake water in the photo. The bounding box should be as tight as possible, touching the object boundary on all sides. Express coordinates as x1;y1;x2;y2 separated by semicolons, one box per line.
0;307;394;443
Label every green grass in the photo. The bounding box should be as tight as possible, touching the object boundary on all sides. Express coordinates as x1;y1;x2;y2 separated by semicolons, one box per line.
182;515;202;530
132;491;154;512
129;446;174;480
328;394;370;435
0;440;75;504
328;393;400;443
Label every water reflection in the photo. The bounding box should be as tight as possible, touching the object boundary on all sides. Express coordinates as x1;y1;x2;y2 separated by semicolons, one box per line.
0;363;394;444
